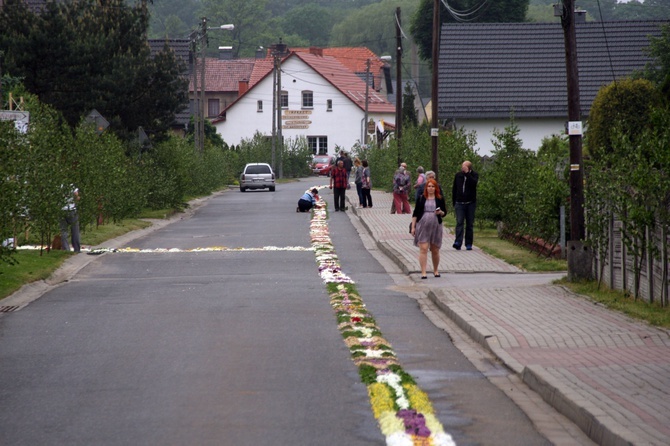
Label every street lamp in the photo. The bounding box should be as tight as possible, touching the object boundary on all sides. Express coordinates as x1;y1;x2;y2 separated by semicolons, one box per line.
191;19;234;153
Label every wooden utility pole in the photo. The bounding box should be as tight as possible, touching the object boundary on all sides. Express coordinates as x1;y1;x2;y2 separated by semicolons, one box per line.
431;0;440;181
561;0;590;280
271;56;277;172
273;41;288;178
199;17;207;154
395;7;403;166
364;58;370;145
0;51;4;110
190;32;200;152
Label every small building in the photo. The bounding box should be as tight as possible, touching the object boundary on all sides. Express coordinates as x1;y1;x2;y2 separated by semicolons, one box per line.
439;20;668;156
212;47;396;156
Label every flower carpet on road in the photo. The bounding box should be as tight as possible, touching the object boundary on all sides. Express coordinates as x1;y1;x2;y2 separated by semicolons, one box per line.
309;189;456;446
17;246;313;254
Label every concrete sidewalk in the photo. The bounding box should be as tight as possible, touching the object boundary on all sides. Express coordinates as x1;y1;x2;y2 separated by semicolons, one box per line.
346;188;670;446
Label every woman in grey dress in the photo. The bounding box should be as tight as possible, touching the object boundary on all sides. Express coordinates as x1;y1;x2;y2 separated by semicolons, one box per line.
410;179;447;279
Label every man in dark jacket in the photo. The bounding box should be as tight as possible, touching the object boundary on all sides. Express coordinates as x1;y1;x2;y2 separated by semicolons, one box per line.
329;160;349;212
452;161;478;250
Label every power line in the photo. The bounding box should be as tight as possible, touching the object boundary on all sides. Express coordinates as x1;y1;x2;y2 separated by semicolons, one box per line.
441;0;490;23
596;0;619;85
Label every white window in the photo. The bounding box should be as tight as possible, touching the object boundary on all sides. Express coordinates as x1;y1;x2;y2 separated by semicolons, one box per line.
257;100;263;112
326;99;332;111
280;91;288;109
302;90;313;108
308;136;328;155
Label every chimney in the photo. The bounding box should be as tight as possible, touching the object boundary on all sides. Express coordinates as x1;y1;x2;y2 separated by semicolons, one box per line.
218;46;233;60
575;9;587;23
238;80;249;95
309;47;323;57
255;46;265;59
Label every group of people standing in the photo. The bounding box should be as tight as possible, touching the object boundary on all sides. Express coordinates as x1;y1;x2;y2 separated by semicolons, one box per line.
301;151;479;281
328;150;372;211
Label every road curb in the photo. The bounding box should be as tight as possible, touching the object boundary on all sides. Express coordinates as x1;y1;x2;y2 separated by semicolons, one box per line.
521;365;631;446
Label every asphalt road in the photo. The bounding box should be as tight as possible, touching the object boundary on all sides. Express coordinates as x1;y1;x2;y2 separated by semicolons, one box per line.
0;178;552;445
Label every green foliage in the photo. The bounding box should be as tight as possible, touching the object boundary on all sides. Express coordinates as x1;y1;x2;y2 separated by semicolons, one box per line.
586;78;662;161
525;136;570;243
148;0;200;39
477;119;536;230
526;4;561;22
0;0;187;142
229;132;311;178
402;82;419;128
352;124;477;200
643;23;670;103
585;107;670;298
331;0;418;59
0;91;239;261
280;4;337;47
200;0;273;58
410;0;529;61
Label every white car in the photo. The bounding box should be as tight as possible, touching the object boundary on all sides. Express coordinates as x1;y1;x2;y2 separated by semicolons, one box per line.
239;163;276;192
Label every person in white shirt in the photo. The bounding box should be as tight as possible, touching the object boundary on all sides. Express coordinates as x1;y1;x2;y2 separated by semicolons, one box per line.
59;185;81;252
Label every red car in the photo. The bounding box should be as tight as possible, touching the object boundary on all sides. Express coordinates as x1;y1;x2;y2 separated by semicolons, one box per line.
311;155;335;176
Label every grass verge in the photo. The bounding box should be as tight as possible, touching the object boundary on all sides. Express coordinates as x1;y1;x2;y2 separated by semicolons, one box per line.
556;278;670;329
0;216;157;301
446;217;567;273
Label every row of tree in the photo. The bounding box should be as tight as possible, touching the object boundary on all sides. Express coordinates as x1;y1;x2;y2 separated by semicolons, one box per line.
0;92;312;265
0;0;187;143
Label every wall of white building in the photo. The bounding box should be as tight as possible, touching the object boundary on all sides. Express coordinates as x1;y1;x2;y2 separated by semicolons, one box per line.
214;57;394;156
456;118;567;157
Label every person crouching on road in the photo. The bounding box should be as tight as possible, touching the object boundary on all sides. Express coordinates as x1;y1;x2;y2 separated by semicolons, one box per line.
297;188;320;212
410;179;446;279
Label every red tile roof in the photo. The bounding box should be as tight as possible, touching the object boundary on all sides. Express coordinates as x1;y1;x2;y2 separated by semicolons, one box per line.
291;47;389;91
248;57;275;87
291;51;395;114
189;58;256;92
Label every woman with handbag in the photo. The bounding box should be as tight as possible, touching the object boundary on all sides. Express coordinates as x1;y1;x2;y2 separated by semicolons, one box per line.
393;166;411;214
353;158;365;208
360;160;373;208
410;179;446;279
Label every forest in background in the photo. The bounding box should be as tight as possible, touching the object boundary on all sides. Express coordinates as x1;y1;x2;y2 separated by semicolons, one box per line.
148;0;670;56
147;0;670;98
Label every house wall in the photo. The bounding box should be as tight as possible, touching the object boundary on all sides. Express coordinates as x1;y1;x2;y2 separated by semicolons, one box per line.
455;118;567;157
214;57;394;156
207;92;238;117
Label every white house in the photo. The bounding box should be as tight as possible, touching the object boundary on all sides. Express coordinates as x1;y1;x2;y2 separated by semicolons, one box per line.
212;48;396;156
439;20;668;156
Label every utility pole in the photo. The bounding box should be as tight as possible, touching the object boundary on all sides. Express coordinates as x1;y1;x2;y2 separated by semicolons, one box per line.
363;58;370;145
431;0;440;181
272;40;288;179
271;56;277;172
0;51;4;110
199;17;207;154
190;32;200;152
561;0;590;280
395;7;403;166
190;20;234;154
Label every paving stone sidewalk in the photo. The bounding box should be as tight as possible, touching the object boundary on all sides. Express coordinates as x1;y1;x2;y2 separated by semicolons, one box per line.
346;188;670;446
